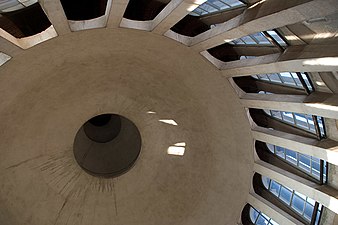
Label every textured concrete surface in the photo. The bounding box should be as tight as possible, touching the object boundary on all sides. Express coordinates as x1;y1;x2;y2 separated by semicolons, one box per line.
0;28;253;225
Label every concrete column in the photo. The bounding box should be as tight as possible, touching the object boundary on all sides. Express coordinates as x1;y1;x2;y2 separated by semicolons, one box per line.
254;160;338;214
190;0;338;51
152;0;207;34
221;44;338;76
0;36;23;57
252;126;338;166
240;92;338;119
39;0;71;35
247;192;303;225
107;0;129;28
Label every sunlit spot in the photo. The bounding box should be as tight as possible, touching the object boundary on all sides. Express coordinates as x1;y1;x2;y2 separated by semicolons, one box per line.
167;142;186;156
303;57;338;66
315;81;326;86
248;0;266;9
186;0;207;12
159;119;178;126
147;111;156;114
305;103;338;112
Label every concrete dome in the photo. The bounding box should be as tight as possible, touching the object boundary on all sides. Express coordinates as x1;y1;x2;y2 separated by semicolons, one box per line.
0;0;338;225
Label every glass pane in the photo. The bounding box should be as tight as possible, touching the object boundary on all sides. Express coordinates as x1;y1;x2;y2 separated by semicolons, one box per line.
301;73;313;91
311;158;320;178
262;176;271;189
291;193;305;214
225;0;245;7
267;73;281;83
256;214;269;225
271;110;282;120
257;74;270;81
281;111;294;124
242;36;256;44
267;143;275;153
251;32;271;45
279;186;292;204
294;113;309;129
304;202;314;221
306;115;316;133
250;207;259;223
285;149;297;165
269;180;281;197
290;73;302;86
299;154;311;173
275;146;285;159
266;30;287;46
280;72;294;85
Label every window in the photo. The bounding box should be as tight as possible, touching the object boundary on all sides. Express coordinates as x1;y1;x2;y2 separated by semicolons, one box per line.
249;206;279;225
262;176;322;224
228;30;287;47
262;108;325;138
266;144;327;183
0;0;37;12
189;0;246;16
252;72;313;91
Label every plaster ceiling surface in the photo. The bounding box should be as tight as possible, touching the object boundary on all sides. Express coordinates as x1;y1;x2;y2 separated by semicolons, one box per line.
0;28;253;225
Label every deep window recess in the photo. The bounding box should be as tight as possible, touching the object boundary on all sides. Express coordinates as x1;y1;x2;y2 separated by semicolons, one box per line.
262;176;323;225
60;0;108;21
250;206;279;225
266;143;327;183
0;2;51;38
262;108;326;139
252;72;314;92
189;0;246;16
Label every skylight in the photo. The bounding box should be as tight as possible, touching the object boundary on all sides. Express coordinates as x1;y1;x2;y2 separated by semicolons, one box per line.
266;143;327;183
0;0;37;12
263;109;326;137
252;72;314;91
262;176;322;224
228;30;287;47
189;0;245;16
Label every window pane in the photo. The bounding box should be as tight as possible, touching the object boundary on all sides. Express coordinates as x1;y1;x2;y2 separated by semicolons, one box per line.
251;32;270;45
269;180;281;196
242;36;256;44
275;146;285;159
256;214;269;225
250;207;259;223
271;110;282;120
280;72;294;85
294;113;309;129
291;193;305;214
267;73;281;83
299;154;311;173
281;111;294;124
304;202;314;221
285;149;297;165
279;186;292;204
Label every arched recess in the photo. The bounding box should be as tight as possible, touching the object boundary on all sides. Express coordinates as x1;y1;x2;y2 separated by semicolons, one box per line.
59;0;111;31
255;140;327;185
0;2;57;49
252;173;323;225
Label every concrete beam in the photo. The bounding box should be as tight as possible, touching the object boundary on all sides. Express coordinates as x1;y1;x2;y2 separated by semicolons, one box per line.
190;0;338;51
107;0;129;28
254;160;338;214
252;126;338;166
152;0;207;34
241;92;338;119
0;36;23;57
221;44;338;77
39;0;71;35
247;192;303;225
